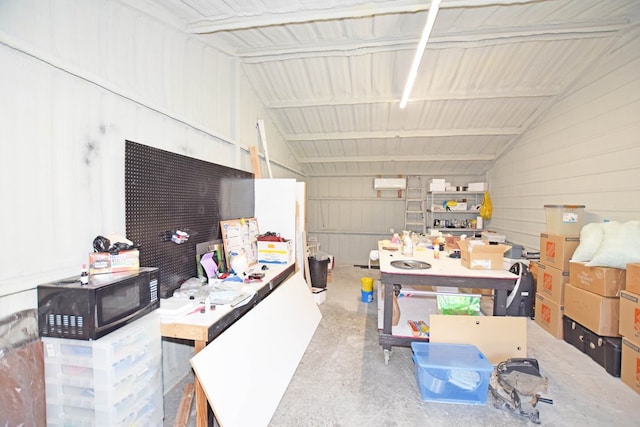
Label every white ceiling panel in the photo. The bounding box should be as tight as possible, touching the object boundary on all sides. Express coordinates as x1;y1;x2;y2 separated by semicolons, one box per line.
121;0;640;177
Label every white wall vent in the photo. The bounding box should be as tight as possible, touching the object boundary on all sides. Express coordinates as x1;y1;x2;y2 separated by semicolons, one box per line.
374;178;406;190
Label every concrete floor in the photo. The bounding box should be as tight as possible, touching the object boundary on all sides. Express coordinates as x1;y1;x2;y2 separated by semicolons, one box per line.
164;265;640;426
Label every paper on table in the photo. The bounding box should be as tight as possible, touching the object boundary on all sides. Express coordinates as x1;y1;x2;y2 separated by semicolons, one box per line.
200;252;218;278
209;290;252;306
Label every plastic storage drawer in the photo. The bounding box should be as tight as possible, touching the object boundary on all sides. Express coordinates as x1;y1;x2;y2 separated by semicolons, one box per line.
411;342;493;404
43;312;163;426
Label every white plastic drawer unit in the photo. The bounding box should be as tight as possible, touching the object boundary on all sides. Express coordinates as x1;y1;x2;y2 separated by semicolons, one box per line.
42;312;163;427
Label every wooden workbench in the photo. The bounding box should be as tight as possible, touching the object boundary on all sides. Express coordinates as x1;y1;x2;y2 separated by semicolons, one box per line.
160;263;295;427
378;244;518;364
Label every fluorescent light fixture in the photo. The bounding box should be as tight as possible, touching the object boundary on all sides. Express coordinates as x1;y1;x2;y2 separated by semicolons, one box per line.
399;0;442;109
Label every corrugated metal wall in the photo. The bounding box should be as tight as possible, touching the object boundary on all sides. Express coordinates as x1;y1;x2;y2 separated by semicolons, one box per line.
488;24;640;251
0;0;302;392
306;175;484;266
306;23;640;266
0;0;300;297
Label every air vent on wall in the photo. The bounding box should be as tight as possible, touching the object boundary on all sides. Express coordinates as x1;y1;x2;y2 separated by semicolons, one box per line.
374;178;406;190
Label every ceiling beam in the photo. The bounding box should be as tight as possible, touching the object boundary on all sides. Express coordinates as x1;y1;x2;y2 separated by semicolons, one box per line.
267;91;556;109
287;127;522;141
305;171;488;177
186;0;543;34
237;20;624;61
296;153;496;163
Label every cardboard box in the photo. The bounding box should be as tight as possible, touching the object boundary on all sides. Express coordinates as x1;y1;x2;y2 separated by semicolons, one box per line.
481;231;506;243
449;202;468;211
458;240;511;270
312;287;327;305
544;205;585;236
467;182;487;191
619;290;640;341
540;233;580;271
537;262;570;304
627;263;640;295
621;338;640;394
257;240;293;264
563;283;620;337
89;249;140;275
534;293;564;339
569;262;626;297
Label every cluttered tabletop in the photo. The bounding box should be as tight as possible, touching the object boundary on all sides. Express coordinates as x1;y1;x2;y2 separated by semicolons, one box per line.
158;262;294;341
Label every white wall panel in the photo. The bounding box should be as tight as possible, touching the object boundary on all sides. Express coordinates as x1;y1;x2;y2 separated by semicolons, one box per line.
0;0;300;296
0;0;302;395
488;25;640;251
306;175;483;265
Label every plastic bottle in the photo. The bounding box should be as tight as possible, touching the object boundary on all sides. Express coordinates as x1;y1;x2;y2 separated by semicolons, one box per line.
230;250;249;276
80;264;89;285
433;244;440;259
403;232;413;256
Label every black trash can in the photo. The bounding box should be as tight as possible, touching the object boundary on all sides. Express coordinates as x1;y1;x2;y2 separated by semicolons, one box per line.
308;256;330;288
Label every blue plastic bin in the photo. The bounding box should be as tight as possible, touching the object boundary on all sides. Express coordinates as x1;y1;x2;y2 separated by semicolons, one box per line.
411;342;493;405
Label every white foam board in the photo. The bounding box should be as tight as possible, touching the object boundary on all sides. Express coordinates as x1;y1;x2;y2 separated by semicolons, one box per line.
190;271;321;427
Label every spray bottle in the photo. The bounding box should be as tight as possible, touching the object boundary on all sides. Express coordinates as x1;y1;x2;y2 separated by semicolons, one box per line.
403;231;413;256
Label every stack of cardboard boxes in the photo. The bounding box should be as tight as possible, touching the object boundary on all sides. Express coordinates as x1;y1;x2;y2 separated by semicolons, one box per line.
562;262;625;376
533;206;585;338
619;263;640;393
534;233;579;338
531;206;640;389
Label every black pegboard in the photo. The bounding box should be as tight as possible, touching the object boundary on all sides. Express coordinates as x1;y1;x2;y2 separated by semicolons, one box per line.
125;140;254;298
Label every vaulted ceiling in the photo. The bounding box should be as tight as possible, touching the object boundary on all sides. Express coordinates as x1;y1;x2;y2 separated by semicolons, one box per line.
124;0;640;177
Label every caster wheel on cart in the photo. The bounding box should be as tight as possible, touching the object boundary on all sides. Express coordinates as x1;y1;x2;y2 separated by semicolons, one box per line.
383;349;390;365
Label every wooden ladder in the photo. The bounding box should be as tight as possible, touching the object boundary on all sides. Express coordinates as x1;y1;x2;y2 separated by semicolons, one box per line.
404;176;426;234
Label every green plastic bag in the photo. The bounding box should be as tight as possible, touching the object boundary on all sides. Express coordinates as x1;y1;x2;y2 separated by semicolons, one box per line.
437;294;481;316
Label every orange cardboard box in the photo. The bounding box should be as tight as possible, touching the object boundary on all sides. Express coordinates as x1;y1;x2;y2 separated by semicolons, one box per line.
537;262;569;304
627;263;640;295
569;262;625;297
540;233;579;271
89;249;140;275
563;283;620;337
534;293;564;339
621;338;640;394
619;290;640;342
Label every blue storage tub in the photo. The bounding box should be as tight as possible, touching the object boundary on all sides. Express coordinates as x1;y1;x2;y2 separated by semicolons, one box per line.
411;342;493;405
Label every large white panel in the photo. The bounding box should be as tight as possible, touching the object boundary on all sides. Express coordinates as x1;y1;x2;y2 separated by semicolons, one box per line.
191;271;321;427
254;178;297;242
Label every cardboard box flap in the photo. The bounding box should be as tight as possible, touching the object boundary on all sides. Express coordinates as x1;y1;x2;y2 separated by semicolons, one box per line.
458;240;512;270
457;239;511;253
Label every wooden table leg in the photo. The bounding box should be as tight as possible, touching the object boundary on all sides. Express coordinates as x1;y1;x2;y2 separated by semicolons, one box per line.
194;340;208;427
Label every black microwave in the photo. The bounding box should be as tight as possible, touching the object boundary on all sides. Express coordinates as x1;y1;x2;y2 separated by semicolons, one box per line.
37;267;160;340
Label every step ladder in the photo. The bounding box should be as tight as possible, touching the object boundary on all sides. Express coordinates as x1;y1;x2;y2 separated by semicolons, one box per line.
404;176;426;234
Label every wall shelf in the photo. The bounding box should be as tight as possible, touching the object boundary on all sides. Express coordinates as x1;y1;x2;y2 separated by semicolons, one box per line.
427;191;485;234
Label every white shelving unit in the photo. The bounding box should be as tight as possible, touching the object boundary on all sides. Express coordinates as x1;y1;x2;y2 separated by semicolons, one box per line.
426;191;485;234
